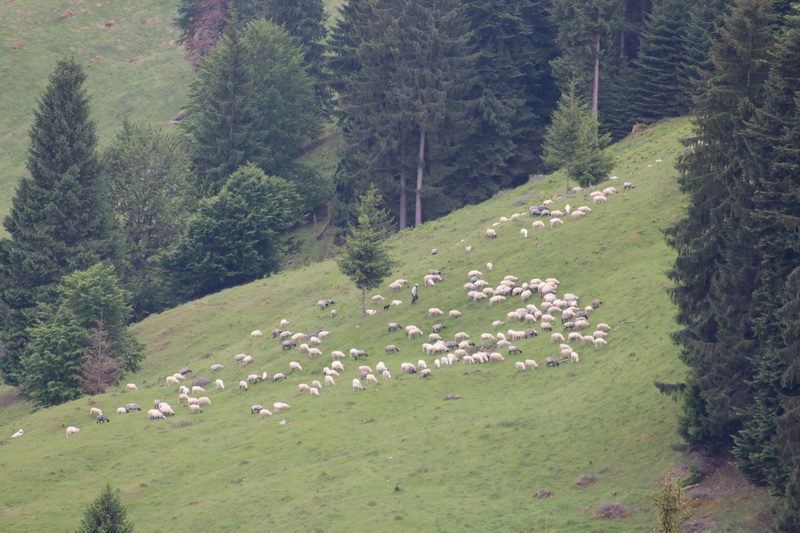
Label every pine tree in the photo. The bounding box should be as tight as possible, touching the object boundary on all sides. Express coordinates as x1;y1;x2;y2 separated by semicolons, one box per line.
542;82;614;196
632;0;689;122
678;0;731;107
0;58;113;386
76;483;134;533
336;187;396;317
664;0;776;452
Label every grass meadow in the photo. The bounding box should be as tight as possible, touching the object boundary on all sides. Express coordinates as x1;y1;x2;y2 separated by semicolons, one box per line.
0;117;776;531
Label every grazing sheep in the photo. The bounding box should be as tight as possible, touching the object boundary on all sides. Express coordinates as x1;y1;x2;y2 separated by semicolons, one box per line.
545;356;560;367
332;350;346;359
299;343;310;353
330;309;337;318
89;407;103;418
259;409;273;418
352;379;365;391
550;218;563;228
366;309;378;315
281;341;296;351
178;393;190;404
400;362;417;374
117;407;127;415
66;426;81;437
308;347;323;358
597;323;610;331
125;403;141;412
191;385;206;394
289;361;303;371
525;359;539;369
274;402;291;412
594;338;608;347
298;383;311;392
310;387;320;397
448;310;462;320
242;355;254;366
520;228;528;238
506;311;522;321
541;322;552;331
166;375;179;386
251;330;263;339
515;361;526;372
489;353;505;363
189;404;203;414
234;353;247;362
485;228;497;238
385;344;400;353
427;308;444;318
280;331;293;339
250;404;264;414
465;245;473;253
570;352;580;362
125;383;138;391
420;368;432;378
366;374;378;384
158;403;175;416
273;373;287;382
210;364;224;371
324;375;336;386
316;299;335;309
147;409;166;420
382;369;392;380
272;328;282;338
508;345;522;354
239;380;248;391
391;300;403;307
215;379;225;390
550;332;565;343
311;380;323;389
96;415;110;424
331;361;345;372
198;397;212;406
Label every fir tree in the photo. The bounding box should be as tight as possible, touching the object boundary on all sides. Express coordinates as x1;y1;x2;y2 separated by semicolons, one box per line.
542;82;614;196
633;0;689;122
336;188;396;317
678;0;731;107
76;483;134;533
0;58;113;386
664;0;776;453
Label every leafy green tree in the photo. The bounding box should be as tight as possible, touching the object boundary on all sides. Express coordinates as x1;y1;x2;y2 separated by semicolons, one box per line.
166;164;300;300
633;0;689;122
664;0;776;453
22;263;142;406
181;19;321;197
337;188;396;317
542;82;614;196
102;121;196;319
0;58;114;386
76;483;134;533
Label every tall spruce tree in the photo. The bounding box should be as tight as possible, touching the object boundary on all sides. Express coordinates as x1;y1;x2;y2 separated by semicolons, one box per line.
735;10;800;527
678;0;731;107
0;58;113;386
664;0;776;453
632;0;689;122
76;483;134;533
457;0;559;202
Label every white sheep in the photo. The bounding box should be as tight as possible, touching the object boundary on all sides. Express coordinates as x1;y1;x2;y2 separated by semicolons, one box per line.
191;385;205;394
117;407;127;415
391;300;403;306
465;245;473;253
198;397;212;406
158;403;174;416
12;429;24;438
449;309;462;319
597;323;611;331
239;380;248;391
289;361;303;371
324;375;336;386
298;383;311;392
352;379;365;391
331;360;345;372
234;353;246;362
66;426;81;437
427;308;444;318
532;220;545;230
147;409;166;420
189;404;203;414
594;338;608;347
550;332;565;343
462;355;475;364
215;379;225;389
291;332;307;342
520;228;528;238
481;333;496;343
125;383;138;391
382;370;392;380
166;375;179;386
550;218;563;228
251;330;263;339
485;228;497;238
311;380;322;389
331;350;346;360
210;364;224;371
489;353;504;363
515;361;526;372
310;387;320;397
89;407;103;418
366;374;378;384
273;402;291;412
308;347;323;358
525;359;539;369
187;397;200;405
259;409;273;418
242;355;254;367
178;393;189;404
299;343;310;353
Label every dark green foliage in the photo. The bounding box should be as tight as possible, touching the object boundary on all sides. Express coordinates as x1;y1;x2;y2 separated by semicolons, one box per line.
0;58;114;386
166;164;300;300
542;82;614;195
633;0;689;122
22;264;142;406
457;0;559;200
77;484;134;533
665;0;776;453
678;0;731;107
102;121;196;320
599;57;637;139
336;187;396;317
334;0;478;228
182;19;321;197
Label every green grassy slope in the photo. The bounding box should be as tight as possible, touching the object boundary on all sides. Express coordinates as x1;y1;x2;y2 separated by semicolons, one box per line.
0;117;773;531
0;0;192;234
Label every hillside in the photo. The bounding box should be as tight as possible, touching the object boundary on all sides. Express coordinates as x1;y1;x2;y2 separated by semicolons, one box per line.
0;117;776;531
0;0;193;235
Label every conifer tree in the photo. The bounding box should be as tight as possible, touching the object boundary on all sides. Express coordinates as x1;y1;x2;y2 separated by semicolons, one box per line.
0;58;113;386
664;0;776;452
633;0;689;122
678;0;731;107
76;483;134;533
336;187;396;317
542;82;613;196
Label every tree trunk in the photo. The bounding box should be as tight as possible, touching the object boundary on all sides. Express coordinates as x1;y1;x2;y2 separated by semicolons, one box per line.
399;172;407;230
415;127;426;228
565;166;570;198
361;286;366;317
593;33;600;118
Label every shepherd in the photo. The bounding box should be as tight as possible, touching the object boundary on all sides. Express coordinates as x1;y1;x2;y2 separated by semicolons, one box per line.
411;283;419;305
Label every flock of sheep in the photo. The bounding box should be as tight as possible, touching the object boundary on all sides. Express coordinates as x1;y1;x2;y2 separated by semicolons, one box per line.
9;182;629;440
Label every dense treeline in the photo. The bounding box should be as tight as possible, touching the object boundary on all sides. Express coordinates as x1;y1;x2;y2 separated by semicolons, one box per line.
0;1;799;524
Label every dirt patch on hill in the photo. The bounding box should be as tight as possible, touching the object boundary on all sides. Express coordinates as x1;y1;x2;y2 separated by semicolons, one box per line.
0;392;24;408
